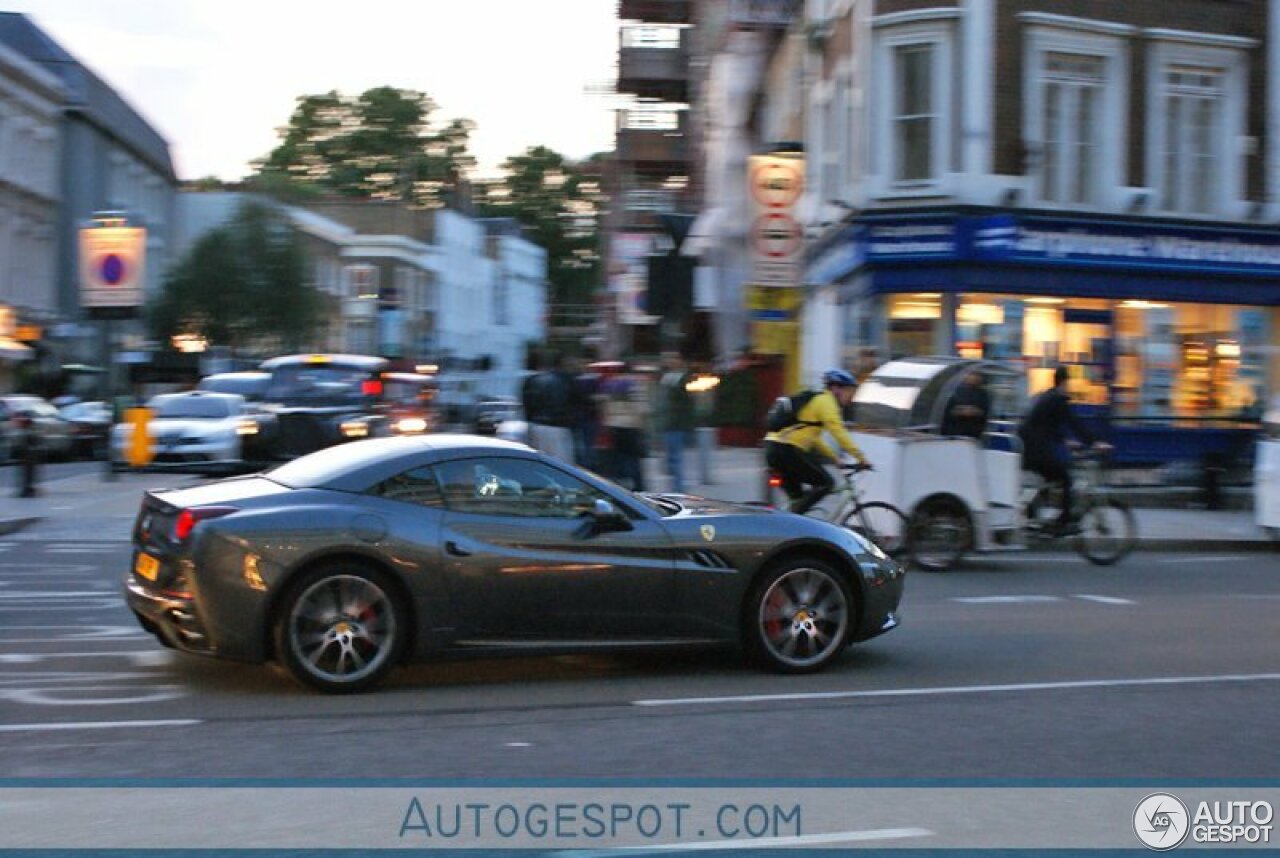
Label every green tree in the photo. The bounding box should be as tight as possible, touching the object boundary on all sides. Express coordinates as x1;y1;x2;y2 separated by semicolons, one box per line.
474;146;605;344
149;201;318;354
252;87;475;209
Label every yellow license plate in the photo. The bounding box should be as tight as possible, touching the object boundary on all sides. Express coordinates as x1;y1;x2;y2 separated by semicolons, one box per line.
134;553;160;581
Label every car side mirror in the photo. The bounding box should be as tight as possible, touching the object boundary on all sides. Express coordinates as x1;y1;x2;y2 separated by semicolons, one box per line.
581;498;632;535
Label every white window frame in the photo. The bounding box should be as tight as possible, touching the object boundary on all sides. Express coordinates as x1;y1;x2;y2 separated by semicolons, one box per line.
347;264;378;300
1023;21;1129;209
872;19;954;196
1146;38;1248;217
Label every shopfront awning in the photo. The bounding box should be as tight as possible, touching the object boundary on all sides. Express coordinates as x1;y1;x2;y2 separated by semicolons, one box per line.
0;338;33;360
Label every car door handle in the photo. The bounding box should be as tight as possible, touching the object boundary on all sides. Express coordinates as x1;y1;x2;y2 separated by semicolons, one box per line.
444;540;472;557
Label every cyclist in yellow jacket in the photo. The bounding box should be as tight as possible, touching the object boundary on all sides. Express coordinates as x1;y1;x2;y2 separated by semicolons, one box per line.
765;369;870;514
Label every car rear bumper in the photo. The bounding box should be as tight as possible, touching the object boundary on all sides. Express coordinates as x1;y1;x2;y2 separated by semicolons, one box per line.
124;574;216;656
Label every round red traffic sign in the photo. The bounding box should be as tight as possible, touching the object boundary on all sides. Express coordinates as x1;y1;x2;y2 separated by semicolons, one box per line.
752;212;802;259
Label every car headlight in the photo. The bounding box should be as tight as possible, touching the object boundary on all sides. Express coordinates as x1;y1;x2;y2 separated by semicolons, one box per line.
235;419;259;436
393;416;428;435
340;420;370;438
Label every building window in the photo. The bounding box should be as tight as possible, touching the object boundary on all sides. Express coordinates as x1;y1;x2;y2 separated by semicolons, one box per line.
893;44;935;183
873;18;953;195
1040;52;1104;204
348;265;378;300
1161;67;1220;214
1147;32;1251;219
1023;20;1129;209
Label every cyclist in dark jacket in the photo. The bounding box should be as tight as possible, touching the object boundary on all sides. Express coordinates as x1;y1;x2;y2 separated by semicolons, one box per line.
1018;365;1100;534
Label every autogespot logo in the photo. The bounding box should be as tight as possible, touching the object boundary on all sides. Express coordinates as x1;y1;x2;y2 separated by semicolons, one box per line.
1135;793;1191;851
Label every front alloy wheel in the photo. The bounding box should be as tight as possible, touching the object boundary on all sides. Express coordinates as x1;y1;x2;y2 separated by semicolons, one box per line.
746;559;852;673
274;564;405;693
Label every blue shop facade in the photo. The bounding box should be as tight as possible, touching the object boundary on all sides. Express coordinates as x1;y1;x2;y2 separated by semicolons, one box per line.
806;208;1279;465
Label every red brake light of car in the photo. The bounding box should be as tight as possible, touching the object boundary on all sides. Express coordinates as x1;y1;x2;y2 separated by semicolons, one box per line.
173;506;237;542
768;473;783;488
361;379;383;397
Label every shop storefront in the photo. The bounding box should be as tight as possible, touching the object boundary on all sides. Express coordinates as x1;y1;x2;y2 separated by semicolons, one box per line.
806;210;1279;465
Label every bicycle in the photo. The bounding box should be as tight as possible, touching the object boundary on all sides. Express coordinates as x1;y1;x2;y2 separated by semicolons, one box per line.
1022;447;1138;565
771;462;911;561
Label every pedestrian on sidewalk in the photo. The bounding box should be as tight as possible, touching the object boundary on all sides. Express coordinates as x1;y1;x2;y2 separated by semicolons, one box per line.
656;351;697;493
13;411;40;498
521;350;574;463
599;362;648;492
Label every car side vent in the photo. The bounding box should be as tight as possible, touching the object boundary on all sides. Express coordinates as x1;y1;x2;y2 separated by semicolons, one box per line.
687;550;734;570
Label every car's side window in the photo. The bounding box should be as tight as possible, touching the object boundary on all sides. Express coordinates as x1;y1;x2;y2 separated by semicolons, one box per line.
371;466;445;508
436;458;608;519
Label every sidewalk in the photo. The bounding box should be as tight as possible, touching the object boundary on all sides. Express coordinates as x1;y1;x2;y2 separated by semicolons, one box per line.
0;467;204;538
0;449;1272;553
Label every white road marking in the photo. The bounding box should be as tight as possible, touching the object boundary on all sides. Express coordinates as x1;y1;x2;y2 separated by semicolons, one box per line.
0;719;199;732
1074;594;1136;605
634;673;1280;708
504;741;532;748
0;651;169;666
1157;555;1251;564
952;596;1061;604
555;827;933;855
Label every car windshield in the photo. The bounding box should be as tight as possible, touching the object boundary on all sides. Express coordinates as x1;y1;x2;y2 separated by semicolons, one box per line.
264;365;370;406
152;397;234;419
200;375;269;400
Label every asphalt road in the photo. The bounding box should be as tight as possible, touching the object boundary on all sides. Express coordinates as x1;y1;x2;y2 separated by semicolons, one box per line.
2;527;1278;781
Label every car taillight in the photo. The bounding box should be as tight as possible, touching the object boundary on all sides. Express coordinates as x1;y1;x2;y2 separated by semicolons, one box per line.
173;506;237;542
768;473;783;488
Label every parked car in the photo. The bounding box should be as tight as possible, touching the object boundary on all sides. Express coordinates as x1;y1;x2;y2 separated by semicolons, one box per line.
0;394;76;461
59;400;113;459
110;391;267;470
123;434;905;692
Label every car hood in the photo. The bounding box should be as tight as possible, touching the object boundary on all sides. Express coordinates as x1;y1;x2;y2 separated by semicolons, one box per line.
146;418;233;437
656;494;780;518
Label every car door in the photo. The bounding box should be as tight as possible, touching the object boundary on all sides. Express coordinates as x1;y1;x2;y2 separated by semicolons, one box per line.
436;455;677;639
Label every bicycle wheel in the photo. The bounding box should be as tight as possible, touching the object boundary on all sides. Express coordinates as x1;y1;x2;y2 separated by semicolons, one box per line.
842;501;910;560
1075;499;1137;566
908;496;972;572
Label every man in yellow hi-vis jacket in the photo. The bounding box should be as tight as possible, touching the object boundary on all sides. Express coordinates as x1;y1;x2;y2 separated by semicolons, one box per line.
764;369;869;514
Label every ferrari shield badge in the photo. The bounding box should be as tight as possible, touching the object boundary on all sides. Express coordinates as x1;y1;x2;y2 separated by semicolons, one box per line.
700;525;716;542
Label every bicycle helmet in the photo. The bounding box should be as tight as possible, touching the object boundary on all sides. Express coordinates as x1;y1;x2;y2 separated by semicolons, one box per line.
822;368;857;387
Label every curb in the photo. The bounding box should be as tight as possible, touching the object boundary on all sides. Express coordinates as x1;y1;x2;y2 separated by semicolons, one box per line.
935;537;1276;558
0;516;42;536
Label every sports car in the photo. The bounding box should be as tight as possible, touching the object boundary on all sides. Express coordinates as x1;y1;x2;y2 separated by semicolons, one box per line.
124;435;904;693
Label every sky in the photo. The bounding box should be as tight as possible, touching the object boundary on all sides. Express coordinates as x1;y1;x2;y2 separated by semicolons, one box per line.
13;0;622;181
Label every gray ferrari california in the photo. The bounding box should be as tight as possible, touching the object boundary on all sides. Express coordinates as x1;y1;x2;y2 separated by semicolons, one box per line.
125;435;904;692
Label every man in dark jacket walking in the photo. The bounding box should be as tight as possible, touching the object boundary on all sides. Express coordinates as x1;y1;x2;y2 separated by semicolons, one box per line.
1018;366;1102;534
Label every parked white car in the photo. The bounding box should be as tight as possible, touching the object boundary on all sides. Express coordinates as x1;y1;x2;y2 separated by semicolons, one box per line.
111;391;260;469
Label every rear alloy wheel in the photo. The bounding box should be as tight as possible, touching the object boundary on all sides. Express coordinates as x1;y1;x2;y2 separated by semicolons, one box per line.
909;497;972;572
274;563;405;693
746;559;852;673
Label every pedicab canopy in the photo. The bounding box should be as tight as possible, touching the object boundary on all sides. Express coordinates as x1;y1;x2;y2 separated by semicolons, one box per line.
850;356;1025;434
